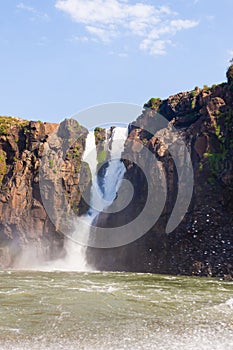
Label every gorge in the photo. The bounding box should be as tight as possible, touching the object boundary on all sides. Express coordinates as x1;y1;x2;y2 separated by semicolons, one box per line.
0;66;233;278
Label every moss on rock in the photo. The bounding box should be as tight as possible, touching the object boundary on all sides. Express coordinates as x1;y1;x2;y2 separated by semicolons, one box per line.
0;116;29;136
0;150;7;186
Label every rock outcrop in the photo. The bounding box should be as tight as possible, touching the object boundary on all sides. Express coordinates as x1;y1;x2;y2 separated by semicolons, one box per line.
0;117;88;267
87;67;233;277
1;66;233;277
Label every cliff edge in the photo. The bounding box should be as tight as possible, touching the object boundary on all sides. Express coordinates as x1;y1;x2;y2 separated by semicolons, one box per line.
87;65;233;278
0;65;233;277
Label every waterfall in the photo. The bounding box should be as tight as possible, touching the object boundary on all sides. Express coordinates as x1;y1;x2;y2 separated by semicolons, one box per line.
61;131;99;271
59;131;99;271
45;126;128;271
102;127;128;204
81;126;128;216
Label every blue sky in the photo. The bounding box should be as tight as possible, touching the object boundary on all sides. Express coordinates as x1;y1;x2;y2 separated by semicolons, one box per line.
0;0;232;123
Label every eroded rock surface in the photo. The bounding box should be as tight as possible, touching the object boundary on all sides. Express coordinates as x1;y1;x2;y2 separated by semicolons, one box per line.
87;71;233;277
0;117;88;267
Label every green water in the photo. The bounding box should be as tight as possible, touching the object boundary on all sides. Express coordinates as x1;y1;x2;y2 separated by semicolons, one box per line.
1;271;233;349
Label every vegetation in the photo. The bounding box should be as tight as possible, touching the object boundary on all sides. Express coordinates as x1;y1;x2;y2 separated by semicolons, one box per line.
190;90;197;109
204;147;227;178
0;117;29;136
0;150;7;186
190;90;197;98
203;85;210;91
144;97;162;110
94;127;104;133
191;99;196;109
49;159;54;169
73;145;81;158
97;149;106;164
204;108;233;180
94;127;105;142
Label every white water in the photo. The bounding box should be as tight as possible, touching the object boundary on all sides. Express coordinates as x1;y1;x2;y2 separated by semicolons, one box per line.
43;127;128;271
58;131;99;271
102;127;128;203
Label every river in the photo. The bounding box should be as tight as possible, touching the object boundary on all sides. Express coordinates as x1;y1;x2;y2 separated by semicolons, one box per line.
1;271;233;349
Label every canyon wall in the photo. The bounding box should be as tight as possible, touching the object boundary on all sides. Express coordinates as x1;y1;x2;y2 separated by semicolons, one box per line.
0;117;89;267
87;69;233;277
0;66;233;276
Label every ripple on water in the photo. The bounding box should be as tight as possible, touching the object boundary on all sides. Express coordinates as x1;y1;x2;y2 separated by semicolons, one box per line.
0;271;233;349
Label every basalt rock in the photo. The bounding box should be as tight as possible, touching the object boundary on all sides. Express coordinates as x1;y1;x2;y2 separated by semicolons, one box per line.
0;117;89;267
1;67;233;276
87;68;233;277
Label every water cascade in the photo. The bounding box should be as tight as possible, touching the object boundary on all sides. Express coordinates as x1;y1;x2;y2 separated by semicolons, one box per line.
49;126;128;271
101;127;129;204
60;131;99;271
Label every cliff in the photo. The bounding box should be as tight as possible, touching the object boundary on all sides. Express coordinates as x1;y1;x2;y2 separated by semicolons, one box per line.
0;66;233;277
0;117;89;267
87;66;233;278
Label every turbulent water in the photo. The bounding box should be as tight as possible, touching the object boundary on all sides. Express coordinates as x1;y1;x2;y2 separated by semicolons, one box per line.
1;271;233;350
6;128;233;350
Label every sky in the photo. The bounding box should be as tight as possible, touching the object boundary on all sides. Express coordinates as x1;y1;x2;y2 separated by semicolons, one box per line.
0;0;233;124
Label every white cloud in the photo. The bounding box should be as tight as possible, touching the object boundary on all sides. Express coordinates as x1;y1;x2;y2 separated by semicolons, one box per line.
17;2;49;21
69;35;89;43
170;19;198;31
55;0;199;56
108;51;128;58
86;25;118;43
140;39;170;56
17;3;35;12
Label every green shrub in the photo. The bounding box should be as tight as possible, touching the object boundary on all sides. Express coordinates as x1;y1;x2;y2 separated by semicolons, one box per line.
73;145;80;157
94;127;104;133
190;90;197;109
203;85;209;91
144;97;161;110
0;117;29;136
94;127;106;142
49;159;54;169
190;90;197;98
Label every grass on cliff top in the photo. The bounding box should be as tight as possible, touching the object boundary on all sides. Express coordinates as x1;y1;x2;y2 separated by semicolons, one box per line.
0;116;29;135
144;97;162;110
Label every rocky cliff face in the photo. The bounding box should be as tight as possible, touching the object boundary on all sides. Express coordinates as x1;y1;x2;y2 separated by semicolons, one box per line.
1;67;233;277
87;69;233;278
0;117;88;267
